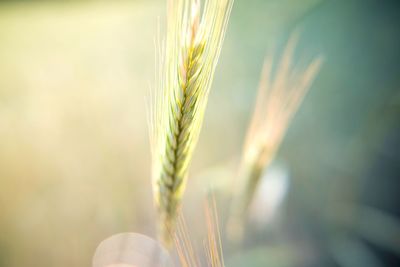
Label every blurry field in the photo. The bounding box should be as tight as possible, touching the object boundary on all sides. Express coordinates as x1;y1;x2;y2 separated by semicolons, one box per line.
0;0;399;267
0;1;161;266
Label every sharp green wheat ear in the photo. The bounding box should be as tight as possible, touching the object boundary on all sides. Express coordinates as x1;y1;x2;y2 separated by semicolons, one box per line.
228;33;323;241
150;0;233;247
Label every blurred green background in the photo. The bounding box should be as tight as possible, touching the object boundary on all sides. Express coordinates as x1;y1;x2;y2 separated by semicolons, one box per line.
0;0;399;266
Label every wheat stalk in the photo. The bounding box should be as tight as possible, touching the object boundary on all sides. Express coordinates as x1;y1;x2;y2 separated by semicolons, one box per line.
150;0;233;247
228;32;322;241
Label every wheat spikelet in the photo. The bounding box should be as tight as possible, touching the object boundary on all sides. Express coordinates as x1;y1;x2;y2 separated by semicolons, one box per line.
151;0;233;247
228;32;322;241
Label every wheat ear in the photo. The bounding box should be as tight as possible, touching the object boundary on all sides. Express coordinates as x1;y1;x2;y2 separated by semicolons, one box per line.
150;0;233;247
228;33;322;241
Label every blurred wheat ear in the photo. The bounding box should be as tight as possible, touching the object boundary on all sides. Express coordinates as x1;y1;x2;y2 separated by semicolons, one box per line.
174;197;225;267
150;0;233;247
228;32;323;242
